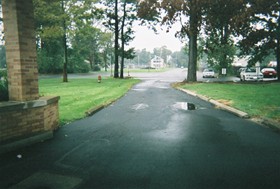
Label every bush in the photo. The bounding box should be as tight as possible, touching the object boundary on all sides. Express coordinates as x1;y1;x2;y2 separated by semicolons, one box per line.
0;69;9;101
92;65;101;71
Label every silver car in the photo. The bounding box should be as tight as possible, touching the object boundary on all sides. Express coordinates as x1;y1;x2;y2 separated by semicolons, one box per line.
202;68;215;78
240;68;263;81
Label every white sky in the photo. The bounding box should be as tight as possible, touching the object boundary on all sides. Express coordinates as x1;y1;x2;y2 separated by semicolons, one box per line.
129;22;185;52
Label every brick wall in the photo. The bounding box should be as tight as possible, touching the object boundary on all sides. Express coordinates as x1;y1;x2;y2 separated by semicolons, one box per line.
0;97;59;143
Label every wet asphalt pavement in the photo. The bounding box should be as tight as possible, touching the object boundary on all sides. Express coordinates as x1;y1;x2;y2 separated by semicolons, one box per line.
1;69;280;189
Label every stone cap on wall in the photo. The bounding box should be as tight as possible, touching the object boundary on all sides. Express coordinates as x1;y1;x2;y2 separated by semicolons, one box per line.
0;96;60;112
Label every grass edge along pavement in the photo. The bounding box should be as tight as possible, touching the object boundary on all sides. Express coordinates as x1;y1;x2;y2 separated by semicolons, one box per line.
174;82;280;130
39;77;140;126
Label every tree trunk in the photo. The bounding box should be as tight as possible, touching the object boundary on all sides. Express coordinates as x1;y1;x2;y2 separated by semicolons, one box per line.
114;0;119;78
120;0;127;79
187;2;198;82
187;33;197;82
104;52;108;72
220;25;229;74
62;1;68;82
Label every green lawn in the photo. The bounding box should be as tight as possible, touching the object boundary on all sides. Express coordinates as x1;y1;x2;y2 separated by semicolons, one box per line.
39;77;140;125
179;82;280;122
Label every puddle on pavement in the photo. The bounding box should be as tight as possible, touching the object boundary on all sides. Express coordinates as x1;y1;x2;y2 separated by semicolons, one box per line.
172;102;196;110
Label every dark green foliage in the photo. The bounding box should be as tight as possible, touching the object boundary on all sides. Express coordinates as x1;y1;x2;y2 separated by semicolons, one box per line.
0;69;8;101
37;48;64;74
0;45;6;68
237;0;280;80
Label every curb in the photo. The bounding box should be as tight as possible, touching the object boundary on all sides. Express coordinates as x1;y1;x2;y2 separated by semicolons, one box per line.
177;87;280;130
177;88;249;118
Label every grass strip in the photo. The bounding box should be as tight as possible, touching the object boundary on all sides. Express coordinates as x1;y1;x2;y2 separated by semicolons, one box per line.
179;82;280;122
39;77;140;125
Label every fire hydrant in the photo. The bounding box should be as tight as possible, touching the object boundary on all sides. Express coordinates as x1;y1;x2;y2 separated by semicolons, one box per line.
97;75;102;83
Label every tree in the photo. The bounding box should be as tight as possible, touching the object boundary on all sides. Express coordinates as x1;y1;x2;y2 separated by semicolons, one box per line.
170;47;189;68
119;0;137;78
237;0;280;80
203;32;236;73
99;32;114;72
153;46;172;67
203;0;247;74
34;0;106;74
34;0;67;74
103;0;137;78
131;49;152;67
114;0;119;78
61;1;68;82
69;0;107;71
138;0;206;82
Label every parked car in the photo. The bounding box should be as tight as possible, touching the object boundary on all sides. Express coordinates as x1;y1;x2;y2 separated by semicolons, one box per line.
261;68;277;78
202;68;215;78
240;68;263;81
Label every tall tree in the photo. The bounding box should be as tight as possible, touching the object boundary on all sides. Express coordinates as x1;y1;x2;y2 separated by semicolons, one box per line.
203;0;247;74
103;0;137;78
69;0;105;70
119;0;137;78
113;0;120;78
138;0;206;81
34;0;65;74
61;0;68;82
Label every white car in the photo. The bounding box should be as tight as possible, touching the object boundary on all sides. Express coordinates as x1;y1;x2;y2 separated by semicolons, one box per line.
202;68;215;78
240;68;263;81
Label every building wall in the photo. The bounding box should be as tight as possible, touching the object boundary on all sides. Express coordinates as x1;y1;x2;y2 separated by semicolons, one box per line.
0;0;60;149
150;56;165;68
0;97;59;143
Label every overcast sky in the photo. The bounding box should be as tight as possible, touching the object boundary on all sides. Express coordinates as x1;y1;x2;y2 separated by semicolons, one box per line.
129;22;185;52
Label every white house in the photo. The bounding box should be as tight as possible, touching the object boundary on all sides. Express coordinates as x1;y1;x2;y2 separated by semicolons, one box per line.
150;56;165;68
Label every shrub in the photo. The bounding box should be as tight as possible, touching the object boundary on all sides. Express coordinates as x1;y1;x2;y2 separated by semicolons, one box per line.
0;69;9;101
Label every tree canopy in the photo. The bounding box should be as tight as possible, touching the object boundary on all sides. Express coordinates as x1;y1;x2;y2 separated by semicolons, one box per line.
138;0;280;80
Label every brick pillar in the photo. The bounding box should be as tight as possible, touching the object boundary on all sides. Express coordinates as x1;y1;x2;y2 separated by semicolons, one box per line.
2;0;39;101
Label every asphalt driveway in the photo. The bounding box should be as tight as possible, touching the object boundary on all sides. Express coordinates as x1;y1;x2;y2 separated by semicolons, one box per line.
1;69;280;189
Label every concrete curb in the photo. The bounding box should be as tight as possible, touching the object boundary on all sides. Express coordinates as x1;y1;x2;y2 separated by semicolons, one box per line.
177;88;249;118
177;87;280;130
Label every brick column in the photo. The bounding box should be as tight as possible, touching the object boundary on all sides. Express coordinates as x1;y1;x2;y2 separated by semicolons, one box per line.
2;0;39;101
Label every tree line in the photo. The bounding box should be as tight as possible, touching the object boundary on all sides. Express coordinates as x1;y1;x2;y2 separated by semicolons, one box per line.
0;0;280;81
138;0;280;81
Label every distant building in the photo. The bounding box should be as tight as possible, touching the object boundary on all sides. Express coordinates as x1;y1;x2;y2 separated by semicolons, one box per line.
268;61;277;67
232;56;249;67
150;56;165;68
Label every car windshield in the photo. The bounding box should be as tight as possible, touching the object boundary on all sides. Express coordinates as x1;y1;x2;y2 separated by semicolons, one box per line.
246;68;256;72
